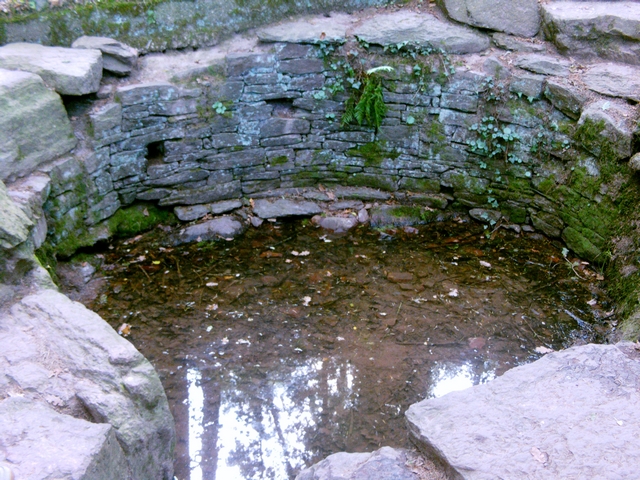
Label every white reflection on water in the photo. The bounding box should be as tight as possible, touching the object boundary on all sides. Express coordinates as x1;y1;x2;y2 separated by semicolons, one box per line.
186;359;356;480
187;368;204;480
430;362;496;398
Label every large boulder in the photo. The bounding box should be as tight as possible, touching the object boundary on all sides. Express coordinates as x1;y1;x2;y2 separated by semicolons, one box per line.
0;290;176;479
0;397;130;480
0;43;103;95
0;69;76;182
582;63;640;102
406;343;640;480
72;36;138;76
352;11;490;54
438;0;540;37
541;2;640;65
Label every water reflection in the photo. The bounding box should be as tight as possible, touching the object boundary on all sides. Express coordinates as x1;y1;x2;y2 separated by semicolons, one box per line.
429;362;496;398
186;359;357;480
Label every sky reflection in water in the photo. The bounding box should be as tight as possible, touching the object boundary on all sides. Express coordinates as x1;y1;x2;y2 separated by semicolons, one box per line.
185;359;489;480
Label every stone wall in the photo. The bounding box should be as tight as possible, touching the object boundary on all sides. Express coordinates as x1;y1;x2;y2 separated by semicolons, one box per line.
45;37;638;267
0;0;386;53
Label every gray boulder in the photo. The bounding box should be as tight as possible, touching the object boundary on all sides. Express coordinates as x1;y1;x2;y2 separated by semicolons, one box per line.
72;36;138;76
296;447;426;480
352;11;490;54
0;69;76;182
406;343;640;480
582;63;640;102
0;180;33;249
630;153;640;172
0;397;130;480
253;198;323;218
577;100;637;160
0;290;175;479
438;0;540;37
514;54;571;76
257;13;354;44
541;2;640;65
0;43;102;95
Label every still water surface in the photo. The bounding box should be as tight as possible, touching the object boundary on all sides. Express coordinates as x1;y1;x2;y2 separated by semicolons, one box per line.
80;218;609;479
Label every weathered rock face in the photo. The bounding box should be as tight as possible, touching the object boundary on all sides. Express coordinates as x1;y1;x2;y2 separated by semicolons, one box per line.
0;69;76;182
0;397;130;480
0;180;32;249
582;63;640;102
72;36;138;76
406;343;640;480
0;43;102;95
438;0;540;37
258;13;354;44
578;100;636;160
542;2;640;65
253;198;324;219
0;290;176;479
352;11;490;54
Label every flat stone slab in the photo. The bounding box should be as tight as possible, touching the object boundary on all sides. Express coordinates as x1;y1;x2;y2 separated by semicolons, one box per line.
0;43;102;95
0;69;76;181
296;447;432;480
582;63;640;102
541;2;640;65
72;36;138;76
352;11;490;54
174;199;242;221
406;343;640;480
439;0;540;37
333;186;391;201
514;54;571;76
0;397;129;480
257;13;354;44
253;198;323;218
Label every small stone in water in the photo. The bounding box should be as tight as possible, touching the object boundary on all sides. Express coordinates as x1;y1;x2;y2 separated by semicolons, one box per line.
302;296;312;306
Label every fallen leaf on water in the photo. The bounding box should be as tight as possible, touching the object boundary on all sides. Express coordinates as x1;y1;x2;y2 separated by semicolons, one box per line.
206;304;219;311
117;323;132;336
530;446;548;464
479;260;492;268
152;260;161;265
535;346;554;354
205;282;218;288
448;288;459;297
260;251;283;258
302;296;312;307
223;275;234;280
587;298;597;306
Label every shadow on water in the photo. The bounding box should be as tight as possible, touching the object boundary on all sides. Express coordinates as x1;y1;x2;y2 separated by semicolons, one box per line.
72;218;612;480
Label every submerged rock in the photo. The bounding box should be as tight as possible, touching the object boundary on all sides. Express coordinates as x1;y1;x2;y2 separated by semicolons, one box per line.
312;215;359;233
0;43;102;95
171;216;246;244
296;446;423;480
406;343;640;480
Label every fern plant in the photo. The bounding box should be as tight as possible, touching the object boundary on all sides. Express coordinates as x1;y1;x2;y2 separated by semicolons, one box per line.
341;66;393;131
